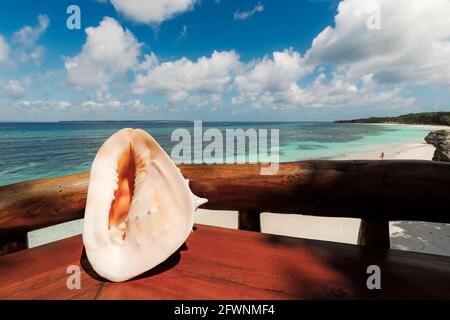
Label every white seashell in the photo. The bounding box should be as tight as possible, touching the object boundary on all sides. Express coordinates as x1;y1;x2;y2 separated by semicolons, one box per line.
192;194;208;209
82;128;207;282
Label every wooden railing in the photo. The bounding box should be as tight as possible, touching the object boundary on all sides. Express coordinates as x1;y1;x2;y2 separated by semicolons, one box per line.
1;160;450;255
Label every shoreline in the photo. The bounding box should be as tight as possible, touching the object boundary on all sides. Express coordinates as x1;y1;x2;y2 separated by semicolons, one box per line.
333;142;435;161
332;122;448;161
365;122;450;130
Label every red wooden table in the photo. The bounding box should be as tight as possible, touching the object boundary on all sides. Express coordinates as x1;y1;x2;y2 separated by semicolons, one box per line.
1;224;449;299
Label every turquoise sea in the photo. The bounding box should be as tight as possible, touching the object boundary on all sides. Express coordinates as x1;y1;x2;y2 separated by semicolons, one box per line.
0;122;431;186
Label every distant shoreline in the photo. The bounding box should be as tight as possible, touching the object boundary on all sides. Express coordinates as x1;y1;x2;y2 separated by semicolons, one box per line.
334;111;450;127
352;122;450;130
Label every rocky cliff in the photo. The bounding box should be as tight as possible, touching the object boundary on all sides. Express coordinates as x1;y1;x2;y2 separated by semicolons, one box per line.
425;130;450;162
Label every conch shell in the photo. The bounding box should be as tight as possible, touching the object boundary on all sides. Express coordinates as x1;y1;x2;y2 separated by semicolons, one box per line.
82;128;207;282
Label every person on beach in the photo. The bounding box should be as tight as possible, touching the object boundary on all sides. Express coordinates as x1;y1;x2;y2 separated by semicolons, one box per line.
380;152;385;160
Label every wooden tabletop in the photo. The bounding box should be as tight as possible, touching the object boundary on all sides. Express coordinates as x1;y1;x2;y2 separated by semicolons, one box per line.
1;224;450;300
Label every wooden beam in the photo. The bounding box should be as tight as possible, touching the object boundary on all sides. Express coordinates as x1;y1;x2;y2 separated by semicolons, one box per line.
0;233;28;256
0;173;89;237
357;219;390;249
1;160;450;237
238;209;261;232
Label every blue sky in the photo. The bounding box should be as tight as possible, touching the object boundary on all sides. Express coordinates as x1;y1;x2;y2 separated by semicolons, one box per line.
0;0;449;121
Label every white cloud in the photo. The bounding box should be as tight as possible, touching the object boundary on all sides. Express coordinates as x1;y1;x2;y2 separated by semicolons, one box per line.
56;101;72;110
136;53;159;70
2;78;31;99
43;0;450;115
0;35;9;63
305;0;450;87
186;93;222;109
231;49;413;110
13;15;49;48
133;50;241;97
235;49;308;96
230;0;450;111
16;100;72;111
95;84;112;102
13;99;152;113
19;45;45;65
179;25;188;40
65;17;142;88
261;73;415;109
11;15;49;65
81;99;156;112
131;46;414;110
82;100;123;109
109;0;196;24
234;2;264;21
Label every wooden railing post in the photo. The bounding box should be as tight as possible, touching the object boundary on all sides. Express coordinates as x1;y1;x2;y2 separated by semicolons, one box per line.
0;233;28;256
357;219;390;249
238;209;261;232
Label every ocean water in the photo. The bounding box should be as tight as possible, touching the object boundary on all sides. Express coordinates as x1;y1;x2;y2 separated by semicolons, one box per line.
0;121;431;186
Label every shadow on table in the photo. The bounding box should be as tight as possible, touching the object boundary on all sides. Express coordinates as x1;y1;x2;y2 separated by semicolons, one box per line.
80;242;189;282
262;232;448;299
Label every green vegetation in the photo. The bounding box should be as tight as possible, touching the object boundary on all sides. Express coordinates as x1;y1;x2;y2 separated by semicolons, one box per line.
434;129;449;136
335;112;450;126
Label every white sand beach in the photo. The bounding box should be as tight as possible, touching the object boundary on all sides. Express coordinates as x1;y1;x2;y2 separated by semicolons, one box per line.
28;124;450;257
